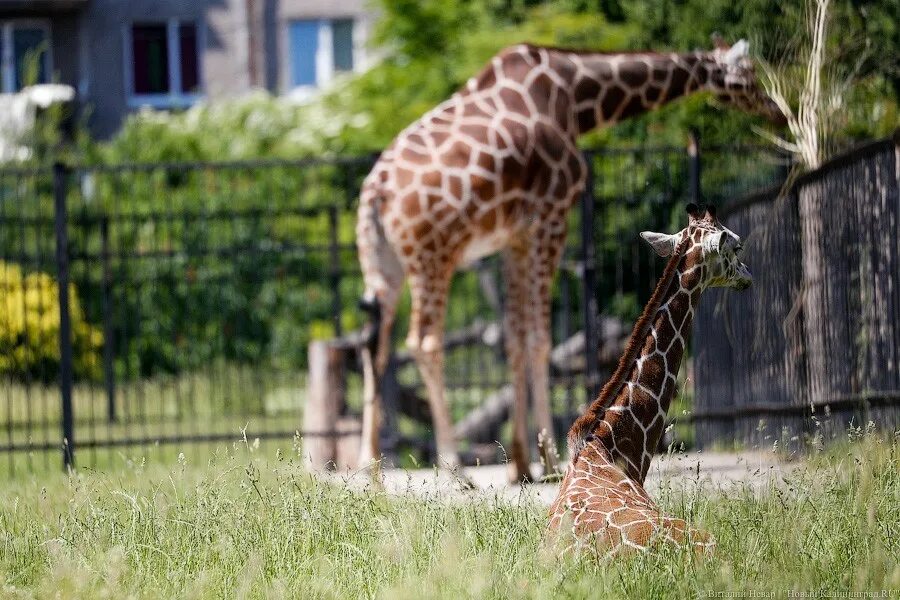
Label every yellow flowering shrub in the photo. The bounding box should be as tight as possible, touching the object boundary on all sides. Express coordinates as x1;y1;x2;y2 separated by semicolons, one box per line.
0;261;102;380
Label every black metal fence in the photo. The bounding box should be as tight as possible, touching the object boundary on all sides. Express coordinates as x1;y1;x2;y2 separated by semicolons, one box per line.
0;140;789;475
694;135;900;448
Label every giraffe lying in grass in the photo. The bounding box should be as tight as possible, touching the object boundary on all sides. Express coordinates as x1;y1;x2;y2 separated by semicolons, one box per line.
548;203;752;556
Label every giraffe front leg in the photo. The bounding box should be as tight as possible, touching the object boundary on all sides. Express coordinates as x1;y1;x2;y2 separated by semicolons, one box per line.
502;245;534;484
527;330;561;477
525;222;568;478
504;319;533;484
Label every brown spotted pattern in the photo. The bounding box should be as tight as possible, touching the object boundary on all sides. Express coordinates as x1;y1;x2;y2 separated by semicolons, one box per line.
547;206;753;556
355;41;781;483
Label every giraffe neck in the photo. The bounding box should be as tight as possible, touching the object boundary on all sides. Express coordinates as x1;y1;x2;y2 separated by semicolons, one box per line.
556;50;711;134
600;252;704;480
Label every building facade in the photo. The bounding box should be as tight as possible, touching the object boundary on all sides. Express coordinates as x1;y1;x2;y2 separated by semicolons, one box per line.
0;0;375;137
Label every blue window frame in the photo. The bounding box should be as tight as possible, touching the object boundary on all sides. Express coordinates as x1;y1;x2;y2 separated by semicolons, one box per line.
288;18;355;89
289;20;319;87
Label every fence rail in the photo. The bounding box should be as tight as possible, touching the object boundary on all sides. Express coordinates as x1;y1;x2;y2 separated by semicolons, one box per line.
1;139;803;474
694;135;900;448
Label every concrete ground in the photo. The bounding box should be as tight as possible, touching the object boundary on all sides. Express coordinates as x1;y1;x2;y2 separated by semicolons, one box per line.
323;450;802;505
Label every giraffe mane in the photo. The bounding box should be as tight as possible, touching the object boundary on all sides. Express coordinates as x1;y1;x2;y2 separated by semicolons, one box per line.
461;44;706;94
566;232;692;456
522;42;705;57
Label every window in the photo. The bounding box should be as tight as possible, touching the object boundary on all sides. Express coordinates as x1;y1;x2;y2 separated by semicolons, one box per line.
0;21;52;93
331;19;354;73
288;18;355;90
178;23;199;93
289;21;318;87
128;20;202;107
132;24;168;94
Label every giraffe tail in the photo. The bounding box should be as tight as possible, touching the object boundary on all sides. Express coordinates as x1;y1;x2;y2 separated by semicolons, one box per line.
356;184;404;468
356;185;403;371
358;297;381;358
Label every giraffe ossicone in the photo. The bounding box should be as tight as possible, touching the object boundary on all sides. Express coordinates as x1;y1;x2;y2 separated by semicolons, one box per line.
355;38;782;485
547;203;752;556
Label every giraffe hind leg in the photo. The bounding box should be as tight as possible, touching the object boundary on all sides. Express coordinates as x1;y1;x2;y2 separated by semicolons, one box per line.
615;512;716;556
355;188;403;475
357;292;398;475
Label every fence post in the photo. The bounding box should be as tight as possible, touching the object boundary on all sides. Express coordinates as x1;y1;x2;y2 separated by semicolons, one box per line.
303;340;344;470
580;152;600;400
100;216;116;423
327;204;343;337
53;162;75;470
688;129;702;206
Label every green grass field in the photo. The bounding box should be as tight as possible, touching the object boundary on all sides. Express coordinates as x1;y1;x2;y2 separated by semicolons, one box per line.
0;357;598;476
1;432;897;599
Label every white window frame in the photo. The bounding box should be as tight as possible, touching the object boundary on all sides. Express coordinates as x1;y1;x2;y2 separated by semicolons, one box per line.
286;17;359;97
124;18;204;109
0;19;53;94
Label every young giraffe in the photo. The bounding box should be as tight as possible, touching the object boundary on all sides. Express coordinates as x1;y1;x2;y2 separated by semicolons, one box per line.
547;203;752;556
356;39;783;483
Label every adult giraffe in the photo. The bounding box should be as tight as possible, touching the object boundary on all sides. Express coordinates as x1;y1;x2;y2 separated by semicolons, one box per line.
356;38;783;483
547;203;751;556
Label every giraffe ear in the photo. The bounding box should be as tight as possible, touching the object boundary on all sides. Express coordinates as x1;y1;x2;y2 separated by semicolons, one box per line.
641;231;678;257
702;230;726;254
723;39;750;65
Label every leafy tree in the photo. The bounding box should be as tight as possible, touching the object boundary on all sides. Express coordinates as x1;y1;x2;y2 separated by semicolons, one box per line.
319;0;896;152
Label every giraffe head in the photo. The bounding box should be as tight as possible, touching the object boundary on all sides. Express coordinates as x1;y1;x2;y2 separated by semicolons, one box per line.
704;37;786;125
641;203;753;291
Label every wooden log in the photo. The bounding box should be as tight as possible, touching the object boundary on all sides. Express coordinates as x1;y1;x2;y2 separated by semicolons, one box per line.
323;317;627;457
302;340;345;471
397;384;432;423
431;322;629;443
454;385;513;443
549;317;628;374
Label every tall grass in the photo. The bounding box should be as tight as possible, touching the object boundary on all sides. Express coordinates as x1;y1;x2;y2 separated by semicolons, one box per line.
1;433;898;598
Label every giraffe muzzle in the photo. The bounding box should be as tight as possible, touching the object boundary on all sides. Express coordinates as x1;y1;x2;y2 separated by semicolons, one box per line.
734;262;753;290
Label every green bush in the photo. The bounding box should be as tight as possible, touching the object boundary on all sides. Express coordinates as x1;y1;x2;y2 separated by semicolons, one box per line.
64;201;350;378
